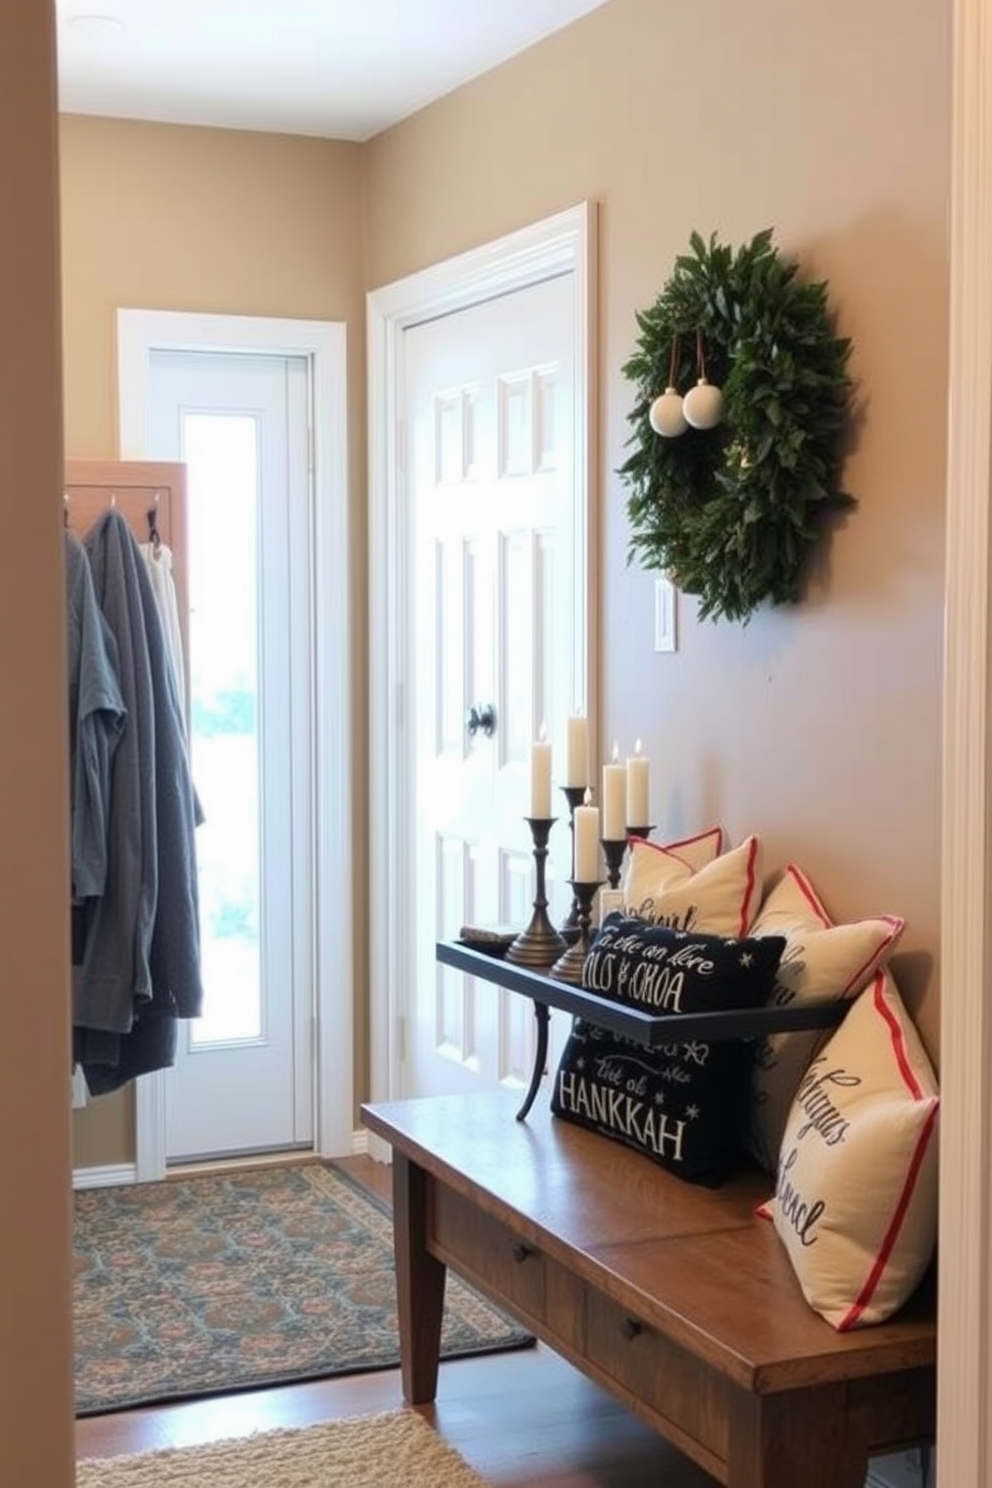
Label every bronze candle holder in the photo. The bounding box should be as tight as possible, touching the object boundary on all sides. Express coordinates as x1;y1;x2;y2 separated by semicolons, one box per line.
506;816;567;968
559;784;587;943
601;837;628;890
549;878;604;984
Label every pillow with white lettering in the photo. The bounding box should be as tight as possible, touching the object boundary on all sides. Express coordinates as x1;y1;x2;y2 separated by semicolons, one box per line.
550;916;786;1185
622;834;764;939
746;863;906;1172
759;970;939;1329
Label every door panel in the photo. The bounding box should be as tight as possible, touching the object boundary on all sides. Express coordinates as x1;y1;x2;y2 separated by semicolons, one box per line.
405;274;579;1098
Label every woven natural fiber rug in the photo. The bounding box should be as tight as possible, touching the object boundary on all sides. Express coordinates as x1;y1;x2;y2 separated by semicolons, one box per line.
76;1409;489;1486
74;1163;532;1415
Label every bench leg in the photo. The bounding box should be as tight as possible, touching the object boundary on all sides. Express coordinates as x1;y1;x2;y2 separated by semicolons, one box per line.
391;1152;446;1404
728;1387;868;1488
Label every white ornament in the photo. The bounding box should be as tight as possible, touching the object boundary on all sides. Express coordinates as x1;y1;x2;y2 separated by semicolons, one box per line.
682;377;723;430
649;387;688;438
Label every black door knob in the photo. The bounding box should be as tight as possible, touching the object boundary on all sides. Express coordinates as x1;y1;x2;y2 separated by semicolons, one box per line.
465;703;497;738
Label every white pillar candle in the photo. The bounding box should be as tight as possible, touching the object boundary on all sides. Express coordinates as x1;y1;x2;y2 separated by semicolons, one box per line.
573;787;600;881
626;740;651;828
565;714;589;788
530;724;552;818
602;742;626;840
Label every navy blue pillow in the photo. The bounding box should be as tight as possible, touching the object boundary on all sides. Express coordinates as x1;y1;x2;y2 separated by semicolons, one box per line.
550;915;786;1185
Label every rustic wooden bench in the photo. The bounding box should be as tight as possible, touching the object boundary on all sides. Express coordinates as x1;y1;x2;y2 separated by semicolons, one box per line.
361;1090;936;1488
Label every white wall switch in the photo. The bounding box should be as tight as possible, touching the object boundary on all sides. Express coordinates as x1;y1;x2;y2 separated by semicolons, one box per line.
654;577;677;652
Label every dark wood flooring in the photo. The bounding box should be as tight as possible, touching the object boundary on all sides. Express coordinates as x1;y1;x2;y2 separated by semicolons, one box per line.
74;1155;717;1486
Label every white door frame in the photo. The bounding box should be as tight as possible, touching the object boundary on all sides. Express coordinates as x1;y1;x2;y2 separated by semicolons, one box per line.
117;309;354;1177
938;3;992;1484
367;202;598;1110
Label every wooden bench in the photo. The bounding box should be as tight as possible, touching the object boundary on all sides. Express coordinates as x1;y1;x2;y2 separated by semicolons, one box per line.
361;1090;936;1488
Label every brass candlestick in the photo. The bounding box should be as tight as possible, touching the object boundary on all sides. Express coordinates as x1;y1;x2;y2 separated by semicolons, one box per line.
506;817;567;968
560;784;588;943
601;837;628;890
549;878;604;984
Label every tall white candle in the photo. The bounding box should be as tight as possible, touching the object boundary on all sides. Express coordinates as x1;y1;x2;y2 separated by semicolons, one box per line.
530;724;552;818
565;714;589;788
602;742;626;840
573;787;600;881
626;740;651;828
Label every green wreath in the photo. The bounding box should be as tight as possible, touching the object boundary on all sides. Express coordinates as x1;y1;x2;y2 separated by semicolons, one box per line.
619;229;855;624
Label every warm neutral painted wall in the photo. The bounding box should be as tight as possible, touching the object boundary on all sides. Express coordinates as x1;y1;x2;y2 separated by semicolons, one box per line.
0;1;75;1480
66;0;950;1168
366;0;951;1058
60;116;370;1166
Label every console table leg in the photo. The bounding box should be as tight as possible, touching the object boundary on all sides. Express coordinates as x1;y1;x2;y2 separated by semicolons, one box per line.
391;1153;446;1404
516;1001;551;1121
728;1387;868;1488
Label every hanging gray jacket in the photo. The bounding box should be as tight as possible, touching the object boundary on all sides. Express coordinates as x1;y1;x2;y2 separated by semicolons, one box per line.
75;511;202;1085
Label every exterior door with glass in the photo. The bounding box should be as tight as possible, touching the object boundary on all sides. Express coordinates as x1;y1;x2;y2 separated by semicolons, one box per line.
146;349;314;1161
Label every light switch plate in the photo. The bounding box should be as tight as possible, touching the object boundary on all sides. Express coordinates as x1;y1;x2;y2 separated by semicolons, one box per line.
654;578;677;652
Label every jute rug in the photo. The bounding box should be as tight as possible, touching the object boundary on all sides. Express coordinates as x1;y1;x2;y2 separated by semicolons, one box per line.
74;1163;532;1415
76;1409;489;1486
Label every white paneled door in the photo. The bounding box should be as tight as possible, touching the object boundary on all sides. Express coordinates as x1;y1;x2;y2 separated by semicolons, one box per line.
403;273;581;1098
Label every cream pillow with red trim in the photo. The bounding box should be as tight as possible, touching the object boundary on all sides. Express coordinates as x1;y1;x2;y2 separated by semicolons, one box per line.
746;864;906;1172
759;970;939;1330
622;832;763;939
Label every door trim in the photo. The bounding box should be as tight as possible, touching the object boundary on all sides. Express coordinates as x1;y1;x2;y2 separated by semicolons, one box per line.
939;2;992;1482
117;309;353;1177
367;202;598;1114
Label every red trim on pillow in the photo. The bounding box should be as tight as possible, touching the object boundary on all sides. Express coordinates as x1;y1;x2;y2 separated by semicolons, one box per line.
788;864;833;928
739;835;761;938
835;1098;940;1331
754;1199;773;1220
626;825;723;865
873;972;926;1098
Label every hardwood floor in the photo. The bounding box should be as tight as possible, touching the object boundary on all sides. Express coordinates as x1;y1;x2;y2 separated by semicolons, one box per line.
74;1155;718;1487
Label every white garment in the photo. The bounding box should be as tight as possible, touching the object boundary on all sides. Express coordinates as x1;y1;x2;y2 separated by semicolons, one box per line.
139;541;187;723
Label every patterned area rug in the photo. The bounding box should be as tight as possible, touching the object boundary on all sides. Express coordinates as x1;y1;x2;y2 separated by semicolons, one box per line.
74;1163;533;1416
77;1409;489;1486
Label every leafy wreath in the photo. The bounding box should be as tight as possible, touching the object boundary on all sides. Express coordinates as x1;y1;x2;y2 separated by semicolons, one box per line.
619;229;855;624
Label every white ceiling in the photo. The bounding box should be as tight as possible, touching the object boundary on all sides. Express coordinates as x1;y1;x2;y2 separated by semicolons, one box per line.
55;0;612;142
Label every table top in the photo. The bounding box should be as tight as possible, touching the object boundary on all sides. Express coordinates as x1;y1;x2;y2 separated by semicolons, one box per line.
438;939;849;1047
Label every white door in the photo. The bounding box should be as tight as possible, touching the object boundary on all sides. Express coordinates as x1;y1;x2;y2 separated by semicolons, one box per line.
403;274;582;1098
146;349;315;1161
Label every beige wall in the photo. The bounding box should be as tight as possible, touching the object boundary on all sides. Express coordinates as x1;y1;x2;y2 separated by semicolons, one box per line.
66;0;950;1168
61;116;370;1164
0;1;75;1480
367;0;951;1057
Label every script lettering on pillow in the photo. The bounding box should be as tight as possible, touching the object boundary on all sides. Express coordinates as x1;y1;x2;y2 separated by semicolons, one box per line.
760;970;939;1330
551;917;785;1185
746;864;906;1172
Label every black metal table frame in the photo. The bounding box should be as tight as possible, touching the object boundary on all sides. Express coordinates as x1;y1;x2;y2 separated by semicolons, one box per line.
437;939;847;1120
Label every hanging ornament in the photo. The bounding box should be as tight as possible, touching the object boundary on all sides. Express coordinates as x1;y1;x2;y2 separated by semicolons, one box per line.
682;328;724;430
648;335;687;437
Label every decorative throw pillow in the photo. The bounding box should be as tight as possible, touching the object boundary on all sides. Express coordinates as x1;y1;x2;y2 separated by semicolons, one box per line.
654;824;724;871
622;833;764;939
746;863;906;1172
759;969;939;1330
551;916;786;1185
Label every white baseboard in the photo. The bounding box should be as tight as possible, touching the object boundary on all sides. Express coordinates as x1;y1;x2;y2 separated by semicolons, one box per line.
72;1163;138;1191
